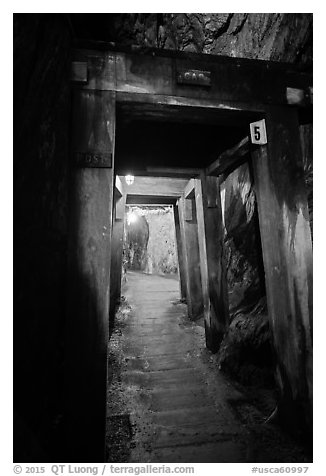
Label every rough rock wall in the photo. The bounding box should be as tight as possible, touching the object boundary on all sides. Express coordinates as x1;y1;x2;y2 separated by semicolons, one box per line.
125;215;149;271
218;163;271;386
144;209;178;275
124;208;178;275
301;124;313;238
87;13;312;67
14;14;72;461
221;163;266;314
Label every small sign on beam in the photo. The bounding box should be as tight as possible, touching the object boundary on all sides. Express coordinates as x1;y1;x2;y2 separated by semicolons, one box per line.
250;119;267;145
177;69;211;87
74;151;112;168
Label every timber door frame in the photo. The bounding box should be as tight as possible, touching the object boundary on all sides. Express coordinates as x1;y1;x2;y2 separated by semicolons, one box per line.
68;43;313;461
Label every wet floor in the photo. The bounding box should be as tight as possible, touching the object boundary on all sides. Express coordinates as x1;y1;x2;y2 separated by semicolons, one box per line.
106;271;310;463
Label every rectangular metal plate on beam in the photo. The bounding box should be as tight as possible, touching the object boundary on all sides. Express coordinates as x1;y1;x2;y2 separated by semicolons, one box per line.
250;119;267;145
176;69;211;87
74;151;112;168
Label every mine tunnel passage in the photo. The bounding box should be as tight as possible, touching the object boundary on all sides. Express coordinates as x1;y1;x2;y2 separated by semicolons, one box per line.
13;34;313;464
105;109;311;462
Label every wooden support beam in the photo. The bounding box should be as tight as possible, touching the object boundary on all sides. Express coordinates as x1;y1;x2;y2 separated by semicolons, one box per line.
173;204;187;300
146;166;202;178
116;91;264;115
65;89;116;461
125;176;188;197
115;195;125;220
177;197;204;320
251;106;312;434
110;192;126;321
184;178;195;199
71;61;88;83
206;136;250;176
126;195;177;205
73;47;312;110
195;173;229;352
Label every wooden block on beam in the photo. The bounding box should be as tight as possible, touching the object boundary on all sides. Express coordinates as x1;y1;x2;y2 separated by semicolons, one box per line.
286;87;304;105
72;50;116;90
71;61;88;83
286;86;313;106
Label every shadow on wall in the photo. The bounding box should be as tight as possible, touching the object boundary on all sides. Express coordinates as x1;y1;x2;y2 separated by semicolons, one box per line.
14;14;72;462
14;14;110;462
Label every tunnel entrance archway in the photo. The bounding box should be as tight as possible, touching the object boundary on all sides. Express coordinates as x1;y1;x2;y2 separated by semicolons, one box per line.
67;44;313;461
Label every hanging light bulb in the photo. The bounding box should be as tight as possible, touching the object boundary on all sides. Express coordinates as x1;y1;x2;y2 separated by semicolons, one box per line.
125;175;134;185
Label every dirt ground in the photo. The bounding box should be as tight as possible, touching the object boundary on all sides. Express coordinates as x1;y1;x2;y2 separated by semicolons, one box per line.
106;271;312;463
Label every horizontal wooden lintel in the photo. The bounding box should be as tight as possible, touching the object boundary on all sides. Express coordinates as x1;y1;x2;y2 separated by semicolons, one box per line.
124;176;188;197
126;195;177;205
72;47;312;110
146;167;202;178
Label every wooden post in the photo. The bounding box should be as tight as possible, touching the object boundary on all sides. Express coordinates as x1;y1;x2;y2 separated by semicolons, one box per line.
173;204;187;300
177;196;203;319
65;89;116;461
195;173;229;352
110;189;126;321
251;106;313;434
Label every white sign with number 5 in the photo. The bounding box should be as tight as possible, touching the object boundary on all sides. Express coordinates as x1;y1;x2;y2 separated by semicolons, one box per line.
250;119;267;145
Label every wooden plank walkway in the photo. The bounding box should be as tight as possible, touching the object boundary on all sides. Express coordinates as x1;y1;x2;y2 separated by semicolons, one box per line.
106;271;309;463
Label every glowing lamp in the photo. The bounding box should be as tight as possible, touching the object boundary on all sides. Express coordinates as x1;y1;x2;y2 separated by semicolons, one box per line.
125;175;134;185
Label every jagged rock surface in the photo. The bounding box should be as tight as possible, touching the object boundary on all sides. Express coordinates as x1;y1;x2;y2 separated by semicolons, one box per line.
75;13;312;67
